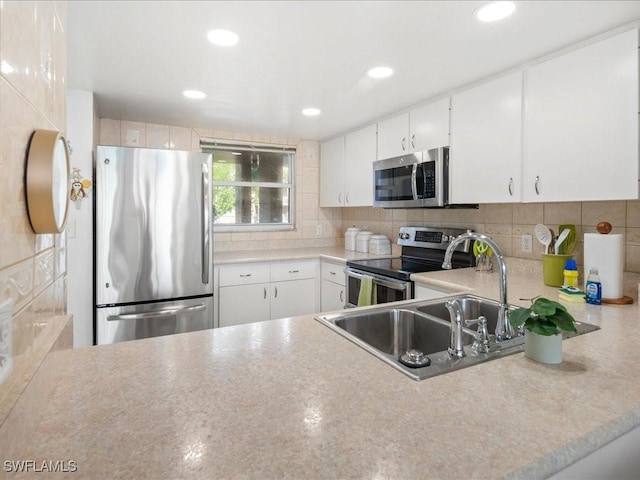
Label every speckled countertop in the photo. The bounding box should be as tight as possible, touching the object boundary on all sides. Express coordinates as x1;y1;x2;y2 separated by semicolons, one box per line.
213;246;390;265
2;254;640;479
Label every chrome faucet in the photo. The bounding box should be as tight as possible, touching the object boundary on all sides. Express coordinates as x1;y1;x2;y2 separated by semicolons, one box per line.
442;232;514;341
445;300;466;358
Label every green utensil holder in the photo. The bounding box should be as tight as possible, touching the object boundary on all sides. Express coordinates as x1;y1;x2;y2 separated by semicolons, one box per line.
542;254;573;287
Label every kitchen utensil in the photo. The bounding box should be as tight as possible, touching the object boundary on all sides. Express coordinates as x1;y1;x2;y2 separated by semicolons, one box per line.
534;224;552;254
558;224;577;255
554;228;571;254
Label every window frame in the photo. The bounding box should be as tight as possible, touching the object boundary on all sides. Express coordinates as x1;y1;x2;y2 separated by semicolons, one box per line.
201;138;296;232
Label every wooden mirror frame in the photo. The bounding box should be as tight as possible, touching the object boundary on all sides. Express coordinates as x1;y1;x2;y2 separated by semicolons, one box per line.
25;129;71;234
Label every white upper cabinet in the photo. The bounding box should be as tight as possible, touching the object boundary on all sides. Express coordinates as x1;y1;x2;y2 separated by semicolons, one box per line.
377;99;450;160
320;124;376;207
523;29;639;202
409;98;451;152
450;71;523;204
344;124;376;206
319;136;346;207
376;112;409;160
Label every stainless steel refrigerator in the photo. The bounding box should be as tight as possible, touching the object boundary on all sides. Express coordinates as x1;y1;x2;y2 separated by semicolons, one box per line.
95;146;213;345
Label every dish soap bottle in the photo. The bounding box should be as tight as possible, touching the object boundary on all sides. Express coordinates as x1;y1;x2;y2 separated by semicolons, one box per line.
563;259;579;288
585;268;602;305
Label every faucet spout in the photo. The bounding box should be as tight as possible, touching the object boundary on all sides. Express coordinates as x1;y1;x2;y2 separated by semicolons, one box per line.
443;232;514;341
445;300;466;358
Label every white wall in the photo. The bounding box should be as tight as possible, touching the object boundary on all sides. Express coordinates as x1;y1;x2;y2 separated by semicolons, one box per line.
66;89;95;347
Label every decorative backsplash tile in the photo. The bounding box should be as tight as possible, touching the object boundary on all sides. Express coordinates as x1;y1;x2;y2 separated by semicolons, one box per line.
33;249;55;297
0;259;34;313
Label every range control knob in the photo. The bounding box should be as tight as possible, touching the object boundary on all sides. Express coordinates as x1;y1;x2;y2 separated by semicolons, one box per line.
398;232;410;240
441;235;449;243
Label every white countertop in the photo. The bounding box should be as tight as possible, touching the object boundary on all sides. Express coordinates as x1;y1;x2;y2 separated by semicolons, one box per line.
2;252;639;479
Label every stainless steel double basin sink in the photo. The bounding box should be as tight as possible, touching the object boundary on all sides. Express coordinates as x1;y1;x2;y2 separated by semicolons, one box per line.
315;294;599;380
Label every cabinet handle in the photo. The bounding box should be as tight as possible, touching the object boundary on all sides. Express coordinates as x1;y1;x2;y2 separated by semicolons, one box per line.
534;176;540;195
345;192;350;204
340;290;344;302
338;192;343;204
411;134;415;149
329;271;336;275
508;177;514;196
274;286;278;298
401;137;406;151
264;287;267;299
239;274;252;278
288;270;299;274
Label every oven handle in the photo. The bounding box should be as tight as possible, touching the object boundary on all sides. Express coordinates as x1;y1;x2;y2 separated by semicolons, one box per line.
411;164;418;200
345;268;411;292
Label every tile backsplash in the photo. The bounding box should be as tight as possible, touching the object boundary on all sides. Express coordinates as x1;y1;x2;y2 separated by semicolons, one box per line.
0;1;70;426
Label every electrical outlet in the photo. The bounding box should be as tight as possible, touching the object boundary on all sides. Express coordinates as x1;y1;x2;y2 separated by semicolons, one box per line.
521;234;532;253
316;224;323;236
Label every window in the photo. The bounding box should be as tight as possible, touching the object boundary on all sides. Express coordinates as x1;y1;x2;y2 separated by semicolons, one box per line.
202;139;295;230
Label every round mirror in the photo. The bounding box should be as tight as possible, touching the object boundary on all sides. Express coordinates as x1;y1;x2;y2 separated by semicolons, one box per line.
25;129;71;234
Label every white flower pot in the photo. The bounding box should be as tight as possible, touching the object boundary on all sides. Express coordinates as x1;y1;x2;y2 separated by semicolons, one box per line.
524;330;563;364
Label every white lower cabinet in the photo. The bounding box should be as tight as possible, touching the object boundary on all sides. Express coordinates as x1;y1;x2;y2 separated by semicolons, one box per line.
414;284;452;301
271;279;316;319
219;283;271;327
218;260;318;327
320;260;346;312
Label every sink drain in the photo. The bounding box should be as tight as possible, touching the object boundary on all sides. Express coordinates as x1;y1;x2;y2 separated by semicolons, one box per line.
399;349;431;368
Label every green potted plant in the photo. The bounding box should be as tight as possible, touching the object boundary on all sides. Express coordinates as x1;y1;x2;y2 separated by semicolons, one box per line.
509;297;577;364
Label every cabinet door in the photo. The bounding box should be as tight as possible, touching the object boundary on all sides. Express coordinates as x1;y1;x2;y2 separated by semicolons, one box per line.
450;71;523;203
414;284;450;301
219;283;270;327
410;98;451;151
344;124;376;206
377;112;409;160
270;279;316;320
321;279;346;312
523;29;638;202
320;136;346;207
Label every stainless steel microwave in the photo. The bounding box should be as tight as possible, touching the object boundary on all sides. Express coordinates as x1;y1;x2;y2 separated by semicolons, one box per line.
373;147;450;208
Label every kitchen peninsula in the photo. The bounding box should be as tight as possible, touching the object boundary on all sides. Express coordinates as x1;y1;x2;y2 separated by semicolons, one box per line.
1;255;639;479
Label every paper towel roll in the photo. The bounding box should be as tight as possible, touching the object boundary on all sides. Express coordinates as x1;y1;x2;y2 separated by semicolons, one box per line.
583;233;624;299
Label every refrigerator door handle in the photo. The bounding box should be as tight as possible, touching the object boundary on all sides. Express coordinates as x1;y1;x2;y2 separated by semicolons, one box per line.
201;162;210;284
107;304;206;321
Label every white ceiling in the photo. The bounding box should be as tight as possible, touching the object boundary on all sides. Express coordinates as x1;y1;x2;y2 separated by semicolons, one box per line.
67;1;640;142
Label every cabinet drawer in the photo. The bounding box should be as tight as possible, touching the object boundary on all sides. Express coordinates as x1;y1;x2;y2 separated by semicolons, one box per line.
270;261;316;282
219;264;270;286
321;261;345;286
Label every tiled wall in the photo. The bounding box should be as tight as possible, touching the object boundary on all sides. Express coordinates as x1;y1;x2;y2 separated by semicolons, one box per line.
342;201;640;294
99;119;345;253
0;2;69;424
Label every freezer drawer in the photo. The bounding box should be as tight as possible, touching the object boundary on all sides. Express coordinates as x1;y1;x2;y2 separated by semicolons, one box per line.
96;296;213;345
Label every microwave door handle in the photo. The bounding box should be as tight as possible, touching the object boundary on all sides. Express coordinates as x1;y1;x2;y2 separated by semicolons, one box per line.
411;164;418;200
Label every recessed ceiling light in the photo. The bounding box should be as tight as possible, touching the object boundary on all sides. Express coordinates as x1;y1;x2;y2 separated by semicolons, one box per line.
302;108;321;116
207;29;239;47
367;66;394;79
183;90;207;99
474;1;516;22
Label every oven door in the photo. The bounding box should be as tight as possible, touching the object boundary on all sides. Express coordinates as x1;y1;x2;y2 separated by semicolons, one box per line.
345;268;412;307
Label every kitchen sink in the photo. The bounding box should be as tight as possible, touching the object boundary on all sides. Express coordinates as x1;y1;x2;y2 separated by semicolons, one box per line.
334;308;473;357
315;294;600;381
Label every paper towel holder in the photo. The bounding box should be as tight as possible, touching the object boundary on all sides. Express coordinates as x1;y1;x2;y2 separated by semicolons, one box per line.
592;222;633;304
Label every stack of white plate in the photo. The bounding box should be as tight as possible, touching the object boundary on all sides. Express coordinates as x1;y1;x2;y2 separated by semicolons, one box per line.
369;235;391;255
